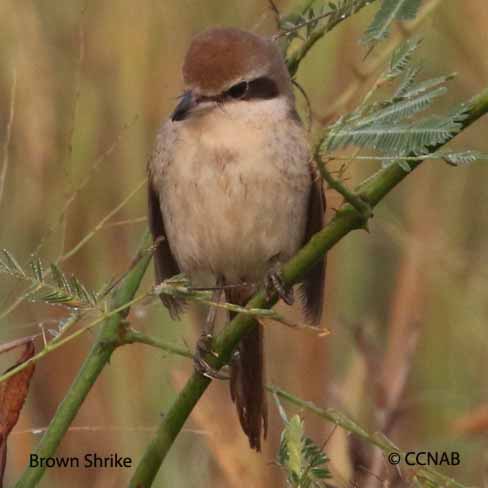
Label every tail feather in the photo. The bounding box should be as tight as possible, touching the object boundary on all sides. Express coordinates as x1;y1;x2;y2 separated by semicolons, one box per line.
229;321;267;451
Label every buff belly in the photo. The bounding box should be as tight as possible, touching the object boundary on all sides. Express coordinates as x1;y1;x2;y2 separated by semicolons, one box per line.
161;148;309;285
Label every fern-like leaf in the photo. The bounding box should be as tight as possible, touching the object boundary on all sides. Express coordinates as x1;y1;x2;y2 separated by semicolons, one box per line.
281;415;305;483
386;37;422;79
358;86;446;127
30;257;44;283
50;264;72;295
0;249;26;277
278;414;331;487
74;277;98;306
362;0;423;44
397;73;456;101
0;249;99;309
393;65;421;98
441;150;488;166
302;437;330;482
325;115;462;154
324;40;461;158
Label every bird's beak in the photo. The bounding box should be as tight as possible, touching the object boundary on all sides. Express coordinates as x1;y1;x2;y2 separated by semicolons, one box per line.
171;90;195;122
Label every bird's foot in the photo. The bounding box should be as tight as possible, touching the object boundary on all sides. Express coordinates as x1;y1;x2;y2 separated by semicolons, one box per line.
264;263;294;305
193;333;229;380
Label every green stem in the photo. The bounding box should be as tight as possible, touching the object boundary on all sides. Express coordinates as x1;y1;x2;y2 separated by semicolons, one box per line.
16;232;153;488
123;328;192;359
315;152;373;219
286;0;379;76
129;374;211;487
129;87;488;488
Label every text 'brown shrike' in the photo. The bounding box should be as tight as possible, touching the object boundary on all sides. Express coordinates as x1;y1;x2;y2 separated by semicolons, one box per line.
148;27;326;451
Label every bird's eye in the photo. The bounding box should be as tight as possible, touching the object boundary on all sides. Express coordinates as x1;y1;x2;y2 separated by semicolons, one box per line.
226;81;249;99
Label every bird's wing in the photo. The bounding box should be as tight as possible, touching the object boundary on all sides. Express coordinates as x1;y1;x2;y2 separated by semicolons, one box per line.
299;168;326;324
147;124;184;319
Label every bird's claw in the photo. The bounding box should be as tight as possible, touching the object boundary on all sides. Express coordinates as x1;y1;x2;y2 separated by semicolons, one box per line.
196;333;219;358
193;334;229;380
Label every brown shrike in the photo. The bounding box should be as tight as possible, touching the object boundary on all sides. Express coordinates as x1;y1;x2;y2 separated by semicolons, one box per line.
148;27;325;451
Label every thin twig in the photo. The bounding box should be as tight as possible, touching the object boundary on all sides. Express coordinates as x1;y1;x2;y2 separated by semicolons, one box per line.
292;79;313;131
315;150;373;219
58;177;147;263
12;425;208;436
102;216;147;228
0;67;17;209
63;2;87;185
122;328;192;358
0;292;148;385
58;2;87;257
286;0;379;76
0;335;36;355
267;0;281;30
33;115;139;257
50;311;83;342
0;117;140;321
274;9;336;40
321;153;486;162
0;176;146;321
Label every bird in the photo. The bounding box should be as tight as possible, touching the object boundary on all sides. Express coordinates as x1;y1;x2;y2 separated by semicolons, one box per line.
147;27;326;451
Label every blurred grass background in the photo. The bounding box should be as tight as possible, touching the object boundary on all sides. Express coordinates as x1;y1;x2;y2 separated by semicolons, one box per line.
1;0;488;486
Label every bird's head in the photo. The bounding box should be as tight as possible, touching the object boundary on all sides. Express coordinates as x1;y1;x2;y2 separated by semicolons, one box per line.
171;27;292;122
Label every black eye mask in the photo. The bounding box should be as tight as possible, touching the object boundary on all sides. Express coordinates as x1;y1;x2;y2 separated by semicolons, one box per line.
171;77;279;121
224;77;279;101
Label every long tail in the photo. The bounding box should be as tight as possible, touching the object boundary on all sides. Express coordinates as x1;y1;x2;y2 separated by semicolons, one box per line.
229;318;267;451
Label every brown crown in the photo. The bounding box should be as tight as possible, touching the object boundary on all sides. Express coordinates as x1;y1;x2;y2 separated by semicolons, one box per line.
182;28;289;95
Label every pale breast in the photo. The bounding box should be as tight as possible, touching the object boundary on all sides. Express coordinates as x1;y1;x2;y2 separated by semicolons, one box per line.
153;97;311;284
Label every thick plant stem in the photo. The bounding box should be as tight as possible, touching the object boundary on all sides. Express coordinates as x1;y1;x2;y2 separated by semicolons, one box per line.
129;374;211;487
129;87;488;488
16;232;153;488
